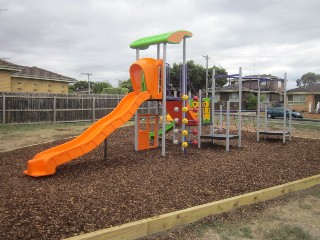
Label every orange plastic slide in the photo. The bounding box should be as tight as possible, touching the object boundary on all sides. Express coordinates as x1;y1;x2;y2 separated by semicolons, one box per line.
23;91;150;177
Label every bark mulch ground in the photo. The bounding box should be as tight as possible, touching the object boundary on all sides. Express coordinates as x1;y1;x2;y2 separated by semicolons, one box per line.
1;126;320;239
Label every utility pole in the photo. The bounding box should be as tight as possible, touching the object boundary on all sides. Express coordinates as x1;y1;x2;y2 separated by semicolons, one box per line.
81;72;92;94
203;55;210;98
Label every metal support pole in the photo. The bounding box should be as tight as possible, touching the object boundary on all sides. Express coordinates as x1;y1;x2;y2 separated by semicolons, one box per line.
238;67;242;147
210;69;215;136
219;104;222;131
226;101;230;152
181;38;187;152
157;44;160;60
134;49;140;151
257;75;261;142
283;72;287;143
161;43;167;156
197;89;202;148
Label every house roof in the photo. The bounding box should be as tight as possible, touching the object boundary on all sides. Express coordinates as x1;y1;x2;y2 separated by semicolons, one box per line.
0;59;76;83
0;59;22;72
287;83;320;93
12;66;76;83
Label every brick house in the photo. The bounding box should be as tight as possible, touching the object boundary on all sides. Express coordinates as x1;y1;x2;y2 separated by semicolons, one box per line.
287;83;320;113
215;74;284;110
0;59;76;93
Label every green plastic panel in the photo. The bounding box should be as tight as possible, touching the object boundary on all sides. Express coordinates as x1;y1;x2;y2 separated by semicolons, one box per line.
130;30;192;50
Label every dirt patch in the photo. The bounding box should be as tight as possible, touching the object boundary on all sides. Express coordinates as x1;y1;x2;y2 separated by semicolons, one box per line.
1;126;320;239
0;122;135;152
0;123;92;152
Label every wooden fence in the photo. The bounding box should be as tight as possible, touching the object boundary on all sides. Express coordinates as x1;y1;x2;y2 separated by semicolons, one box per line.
0;92;157;124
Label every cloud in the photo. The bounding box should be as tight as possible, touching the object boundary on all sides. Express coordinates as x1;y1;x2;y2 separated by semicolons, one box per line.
1;0;320;89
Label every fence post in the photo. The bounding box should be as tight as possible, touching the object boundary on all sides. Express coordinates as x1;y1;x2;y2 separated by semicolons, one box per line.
2;94;5;124
92;96;96;122
53;96;56;124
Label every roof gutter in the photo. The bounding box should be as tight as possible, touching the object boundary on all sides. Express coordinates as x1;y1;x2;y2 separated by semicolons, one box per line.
11;74;76;83
0;66;22;73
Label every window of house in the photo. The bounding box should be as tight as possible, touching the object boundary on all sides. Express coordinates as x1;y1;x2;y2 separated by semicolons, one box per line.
260;81;266;87
288;95;306;104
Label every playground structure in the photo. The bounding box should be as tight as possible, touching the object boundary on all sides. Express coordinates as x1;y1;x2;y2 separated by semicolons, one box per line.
23;29;293;177
197;68;243;151
130;30;199;154
23;30;194;177
256;73;292;142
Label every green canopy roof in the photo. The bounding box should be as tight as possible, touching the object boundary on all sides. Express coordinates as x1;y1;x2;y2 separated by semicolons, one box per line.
130;30;193;50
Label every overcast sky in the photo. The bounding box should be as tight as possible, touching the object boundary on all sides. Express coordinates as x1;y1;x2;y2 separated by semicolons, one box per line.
1;0;320;89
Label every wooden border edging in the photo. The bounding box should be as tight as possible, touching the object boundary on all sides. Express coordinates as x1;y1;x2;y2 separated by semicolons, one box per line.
65;174;320;240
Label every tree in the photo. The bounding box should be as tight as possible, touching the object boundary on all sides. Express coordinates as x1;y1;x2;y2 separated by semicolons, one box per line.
71;80;94;91
169;60;206;93
209;66;228;88
92;81;112;94
169;60;228;94
296;79;302;87
68;85;75;93
118;79;133;92
300;72;319;87
243;93;265;110
101;87;129;95
244;93;257;110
